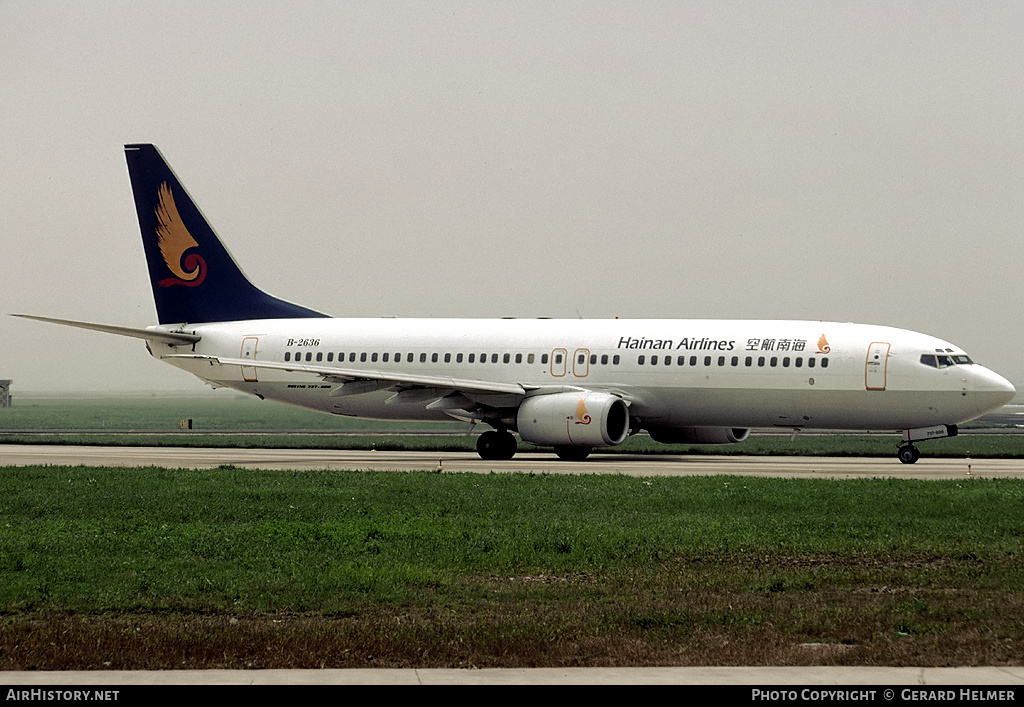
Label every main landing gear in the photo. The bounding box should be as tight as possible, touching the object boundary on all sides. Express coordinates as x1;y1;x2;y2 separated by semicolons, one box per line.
554;446;592;461
475;431;593;461
476;429;517;460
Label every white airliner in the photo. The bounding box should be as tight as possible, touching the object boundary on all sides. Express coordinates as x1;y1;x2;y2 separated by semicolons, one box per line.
16;144;1017;463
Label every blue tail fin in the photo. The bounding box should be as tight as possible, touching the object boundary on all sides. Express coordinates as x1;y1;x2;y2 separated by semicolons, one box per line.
125;144;328;324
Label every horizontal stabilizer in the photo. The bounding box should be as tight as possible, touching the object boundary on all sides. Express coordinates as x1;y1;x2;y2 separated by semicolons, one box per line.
12;314;201;345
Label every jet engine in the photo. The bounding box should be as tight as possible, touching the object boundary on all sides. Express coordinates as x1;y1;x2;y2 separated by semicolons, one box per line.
517;392;629;447
647;426;750;445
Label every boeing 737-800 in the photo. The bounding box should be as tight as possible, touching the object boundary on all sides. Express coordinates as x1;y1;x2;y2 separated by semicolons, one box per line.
15;144;1017;463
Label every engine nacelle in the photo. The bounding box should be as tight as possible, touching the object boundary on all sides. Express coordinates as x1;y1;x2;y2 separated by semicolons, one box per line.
647;426;750;445
517;392;629;447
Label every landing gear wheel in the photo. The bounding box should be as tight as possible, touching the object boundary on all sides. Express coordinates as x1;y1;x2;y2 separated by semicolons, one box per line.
554;446;592;461
897;444;920;464
476;430;517;460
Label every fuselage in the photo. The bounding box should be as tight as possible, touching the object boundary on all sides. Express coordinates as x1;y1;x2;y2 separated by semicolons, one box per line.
150;317;1015;433
21;145;1019;464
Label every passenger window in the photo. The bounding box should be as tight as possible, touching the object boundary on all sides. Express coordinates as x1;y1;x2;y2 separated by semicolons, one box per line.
704;356;712;366
678;356;685;366
821;358;829;368
316;352;323;362
795;358;802;368
491;353;499;363
306;353;313;362
651;355;658;365
745;356;752;366
601;354;608;365
542;354;549;364
758;357;765;367
360;353;367;363
444;353;451;363
808;357;816;368
638;355;646;365
506;354;512;364
432;353;439;363
284;352;291;362
689;356;697;366
770;357;778;367
468;354;475;363
528;354;535;364
457;353;464;363
782;357;790;367
516;353;523;364
350;353;357;363
613;355;620;365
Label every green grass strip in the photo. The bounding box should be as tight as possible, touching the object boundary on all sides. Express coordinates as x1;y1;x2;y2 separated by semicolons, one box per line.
2;466;1022;613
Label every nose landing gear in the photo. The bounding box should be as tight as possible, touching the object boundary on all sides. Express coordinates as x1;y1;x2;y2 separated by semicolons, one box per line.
896;424;958;463
897;443;921;464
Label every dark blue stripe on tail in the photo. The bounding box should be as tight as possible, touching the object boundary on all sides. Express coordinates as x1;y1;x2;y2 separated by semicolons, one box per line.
125;144;328;324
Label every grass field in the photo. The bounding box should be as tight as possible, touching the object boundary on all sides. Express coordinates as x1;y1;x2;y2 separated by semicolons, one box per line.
2;465;1023;669
0;393;462;432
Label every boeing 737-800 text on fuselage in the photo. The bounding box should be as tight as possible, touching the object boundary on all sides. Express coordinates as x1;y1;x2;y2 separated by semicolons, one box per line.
15;145;1016;463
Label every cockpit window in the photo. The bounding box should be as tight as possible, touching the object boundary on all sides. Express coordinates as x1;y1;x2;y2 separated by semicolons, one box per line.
920;353;974;368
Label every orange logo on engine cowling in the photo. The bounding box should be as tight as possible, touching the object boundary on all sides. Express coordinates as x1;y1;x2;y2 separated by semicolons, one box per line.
574;397;591;425
155;182;207;288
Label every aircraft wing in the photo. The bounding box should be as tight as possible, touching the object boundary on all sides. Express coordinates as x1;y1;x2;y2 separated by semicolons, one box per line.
161;353;534;401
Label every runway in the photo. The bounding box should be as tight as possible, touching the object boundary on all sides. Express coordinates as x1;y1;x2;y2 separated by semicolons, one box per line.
0;443;1021;479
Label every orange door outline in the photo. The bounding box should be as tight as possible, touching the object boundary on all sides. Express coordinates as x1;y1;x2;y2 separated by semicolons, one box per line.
550;348;567;377
241;337;259;382
573;348;590;377
865;341;890;391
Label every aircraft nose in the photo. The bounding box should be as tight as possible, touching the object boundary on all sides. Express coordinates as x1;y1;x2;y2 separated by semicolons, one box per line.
974;366;1016;411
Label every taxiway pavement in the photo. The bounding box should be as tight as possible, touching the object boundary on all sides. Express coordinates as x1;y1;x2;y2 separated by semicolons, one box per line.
0;444;1020;479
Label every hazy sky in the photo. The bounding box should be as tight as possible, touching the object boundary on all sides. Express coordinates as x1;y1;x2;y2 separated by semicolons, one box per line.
3;1;1023;393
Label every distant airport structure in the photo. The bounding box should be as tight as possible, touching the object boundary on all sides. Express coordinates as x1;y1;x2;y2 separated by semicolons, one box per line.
0;380;11;407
